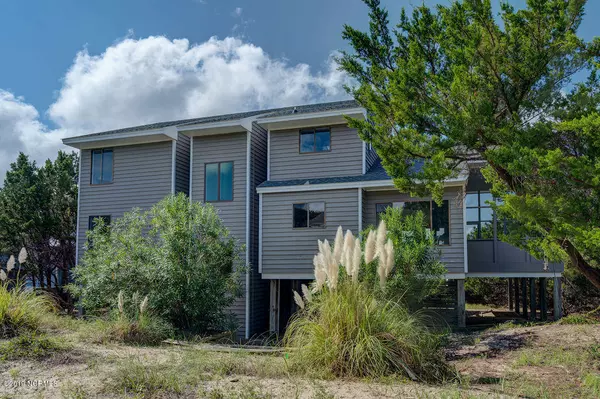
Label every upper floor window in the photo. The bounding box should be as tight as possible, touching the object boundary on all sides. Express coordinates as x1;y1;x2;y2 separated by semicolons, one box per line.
376;200;450;245
466;191;494;240
205;162;233;202
91;149;113;184
300;128;331;153
293;202;325;228
88;215;111;231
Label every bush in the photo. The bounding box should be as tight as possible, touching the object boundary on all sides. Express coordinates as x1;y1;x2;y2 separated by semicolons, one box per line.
284;223;454;382
84;291;174;345
0;282;54;338
364;208;446;307
71;194;243;334
0;331;65;360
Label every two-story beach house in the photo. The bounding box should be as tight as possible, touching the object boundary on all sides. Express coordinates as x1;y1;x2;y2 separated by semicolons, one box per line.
63;100;564;340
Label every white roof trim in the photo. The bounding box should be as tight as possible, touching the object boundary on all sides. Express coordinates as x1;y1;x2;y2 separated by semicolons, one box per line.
256;175;468;194
62;128;176;149
178;117;256;135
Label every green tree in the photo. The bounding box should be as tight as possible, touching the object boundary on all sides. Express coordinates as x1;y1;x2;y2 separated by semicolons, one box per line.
340;0;600;287
0;151;78;298
71;193;244;334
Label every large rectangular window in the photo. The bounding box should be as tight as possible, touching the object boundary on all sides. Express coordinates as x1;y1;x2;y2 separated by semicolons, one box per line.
91;149;113;184
300;128;331;153
205;162;233;202
376;200;450;245
293;202;325;228
466;191;494;240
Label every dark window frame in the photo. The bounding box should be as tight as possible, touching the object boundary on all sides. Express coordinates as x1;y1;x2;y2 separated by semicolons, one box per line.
292;202;326;229
466;191;494;241
299;127;332;154
90;148;114;185
375;200;451;246
88;215;111;232
204;161;234;202
375;203;392;226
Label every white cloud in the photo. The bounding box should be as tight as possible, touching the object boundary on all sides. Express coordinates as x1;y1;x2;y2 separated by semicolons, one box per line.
232;7;243;17
0;35;351;181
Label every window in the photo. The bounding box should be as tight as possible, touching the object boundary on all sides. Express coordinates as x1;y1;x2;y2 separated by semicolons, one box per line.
205;162;233;202
300;128;331;153
88;215;111;231
293;202;325;228
91;149;113;184
375;203;392;225
375;200;450;245
466;191;494;240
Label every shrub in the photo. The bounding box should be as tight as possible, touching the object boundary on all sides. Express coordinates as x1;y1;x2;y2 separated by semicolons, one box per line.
86;291;174;345
364;208;446;307
71;193;243;334
0;331;65;360
284;223;454;382
0;282;54;338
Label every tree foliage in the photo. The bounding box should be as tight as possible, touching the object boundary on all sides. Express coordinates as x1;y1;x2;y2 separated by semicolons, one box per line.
0;151;78;298
71;193;244;334
340;0;600;287
363;209;446;308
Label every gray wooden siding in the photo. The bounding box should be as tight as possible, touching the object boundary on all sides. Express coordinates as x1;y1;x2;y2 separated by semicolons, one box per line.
269;124;363;180
191;132;248;338
77;142;174;262
249;123;269;335
363;187;465;275
261;189;359;278
175;134;190;195
365;144;378;172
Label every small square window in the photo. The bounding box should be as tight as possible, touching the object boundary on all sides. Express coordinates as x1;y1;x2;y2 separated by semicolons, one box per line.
293;202;325;228
375;203;392;225
91;149;113;184
299;128;331;153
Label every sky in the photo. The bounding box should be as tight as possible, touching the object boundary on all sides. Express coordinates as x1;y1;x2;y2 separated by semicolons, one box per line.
0;0;598;179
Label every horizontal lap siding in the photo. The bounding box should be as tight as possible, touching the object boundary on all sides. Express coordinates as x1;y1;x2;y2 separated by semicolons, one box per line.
175;134;190;195
262;189;359;277
191;133;248;339
77;142;174;262
269;125;363;180
363;187;465;275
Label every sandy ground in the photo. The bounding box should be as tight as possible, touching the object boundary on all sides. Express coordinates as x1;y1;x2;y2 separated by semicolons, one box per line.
1;323;597;398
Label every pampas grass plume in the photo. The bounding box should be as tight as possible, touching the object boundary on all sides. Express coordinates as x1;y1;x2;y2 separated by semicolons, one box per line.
117;290;124;314
364;230;376;264
301;284;312;303
139;295;149;315
18;247;27;264
6;256;15;273
333;226;344;264
294;290;305;309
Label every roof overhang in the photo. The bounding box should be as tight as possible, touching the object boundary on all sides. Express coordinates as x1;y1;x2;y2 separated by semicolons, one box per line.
256;174;468;194
258;107;366;131
62;126;178;150
178;115;257;137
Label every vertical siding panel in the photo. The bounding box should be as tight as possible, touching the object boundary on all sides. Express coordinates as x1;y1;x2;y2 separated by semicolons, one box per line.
269;125;363;180
175;134;190;195
249;123;269;336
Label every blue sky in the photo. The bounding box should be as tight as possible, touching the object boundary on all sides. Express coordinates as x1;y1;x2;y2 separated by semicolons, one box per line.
0;0;598;178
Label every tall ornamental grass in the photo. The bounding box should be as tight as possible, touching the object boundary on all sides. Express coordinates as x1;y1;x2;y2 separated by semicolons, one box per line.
0;247;54;338
284;223;454;382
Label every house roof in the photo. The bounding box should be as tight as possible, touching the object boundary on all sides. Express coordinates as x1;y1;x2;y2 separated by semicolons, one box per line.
63;100;360;142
